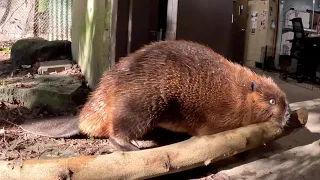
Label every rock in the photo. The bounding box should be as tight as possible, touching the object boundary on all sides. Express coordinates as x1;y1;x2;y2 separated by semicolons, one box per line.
0;74;89;113
37;40;72;61
37;60;73;75
10;37;46;69
10;37;72;70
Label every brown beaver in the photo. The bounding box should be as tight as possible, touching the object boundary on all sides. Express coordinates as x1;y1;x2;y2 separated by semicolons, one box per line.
77;40;291;151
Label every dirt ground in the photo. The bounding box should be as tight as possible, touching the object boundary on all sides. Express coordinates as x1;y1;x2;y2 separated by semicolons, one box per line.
0;49;221;179
0;50;121;162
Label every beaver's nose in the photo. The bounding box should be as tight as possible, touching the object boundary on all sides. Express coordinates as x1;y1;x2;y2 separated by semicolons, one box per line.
284;109;291;119
285;111;290;118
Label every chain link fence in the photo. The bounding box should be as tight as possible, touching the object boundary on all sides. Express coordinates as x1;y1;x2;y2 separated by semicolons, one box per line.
0;0;72;47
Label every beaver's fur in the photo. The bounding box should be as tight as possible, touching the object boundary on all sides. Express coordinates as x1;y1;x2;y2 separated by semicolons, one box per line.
78;40;290;151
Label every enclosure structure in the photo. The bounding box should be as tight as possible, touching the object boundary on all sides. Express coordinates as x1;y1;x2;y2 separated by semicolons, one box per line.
71;0;114;88
71;0;239;88
0;0;72;42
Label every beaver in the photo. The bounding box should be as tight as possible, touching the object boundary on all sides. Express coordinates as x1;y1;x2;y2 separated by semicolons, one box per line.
77;40;291;151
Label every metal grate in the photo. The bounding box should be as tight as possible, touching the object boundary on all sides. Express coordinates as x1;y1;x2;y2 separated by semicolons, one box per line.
0;0;72;45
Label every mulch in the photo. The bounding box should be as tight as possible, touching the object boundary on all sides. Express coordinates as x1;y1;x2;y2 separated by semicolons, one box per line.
0;47;220;179
0;96;117;161
0;52;117;161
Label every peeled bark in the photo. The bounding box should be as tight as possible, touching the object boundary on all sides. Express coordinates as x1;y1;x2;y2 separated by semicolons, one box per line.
0;108;308;180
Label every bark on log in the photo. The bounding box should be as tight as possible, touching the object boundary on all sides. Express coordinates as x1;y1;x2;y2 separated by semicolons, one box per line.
0;108;308;180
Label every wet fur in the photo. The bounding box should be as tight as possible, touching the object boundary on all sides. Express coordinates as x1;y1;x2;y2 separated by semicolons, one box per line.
78;40;290;151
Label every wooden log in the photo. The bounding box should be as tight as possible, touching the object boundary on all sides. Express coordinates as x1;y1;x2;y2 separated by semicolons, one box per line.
0;108;308;180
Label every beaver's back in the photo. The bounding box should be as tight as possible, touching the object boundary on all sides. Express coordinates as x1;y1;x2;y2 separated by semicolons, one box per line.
79;40;246;138
111;40;240;103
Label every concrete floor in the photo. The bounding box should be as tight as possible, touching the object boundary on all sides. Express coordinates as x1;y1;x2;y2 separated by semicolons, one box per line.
218;69;320;180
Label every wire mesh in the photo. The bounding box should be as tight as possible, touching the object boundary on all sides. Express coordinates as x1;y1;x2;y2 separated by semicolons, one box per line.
0;0;72;45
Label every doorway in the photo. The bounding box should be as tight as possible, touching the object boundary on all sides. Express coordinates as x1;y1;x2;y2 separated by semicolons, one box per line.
148;0;168;42
114;0;168;62
175;0;234;59
128;0;168;53
231;0;248;65
157;0;168;41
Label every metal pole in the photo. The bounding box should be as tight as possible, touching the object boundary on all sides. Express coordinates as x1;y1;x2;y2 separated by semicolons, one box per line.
312;0;315;29
127;0;133;54
158;28;163;41
275;0;285;69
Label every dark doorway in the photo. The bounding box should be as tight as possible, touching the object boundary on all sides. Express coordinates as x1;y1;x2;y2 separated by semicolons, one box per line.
231;0;248;65
148;0;168;42
128;0;168;54
175;0;233;59
115;0;168;62
158;0;168;41
115;0;130;63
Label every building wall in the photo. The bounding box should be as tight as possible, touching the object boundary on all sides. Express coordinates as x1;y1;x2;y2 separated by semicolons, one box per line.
71;0;113;88
244;0;277;67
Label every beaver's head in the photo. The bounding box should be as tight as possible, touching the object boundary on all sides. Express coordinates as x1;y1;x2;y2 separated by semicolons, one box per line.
245;76;290;128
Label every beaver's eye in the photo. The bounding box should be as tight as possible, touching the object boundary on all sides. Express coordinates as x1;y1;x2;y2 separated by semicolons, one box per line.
269;99;276;105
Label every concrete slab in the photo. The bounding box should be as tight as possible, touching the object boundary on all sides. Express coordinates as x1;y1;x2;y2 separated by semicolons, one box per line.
37;60;73;75
0;74;86;113
217;69;320;180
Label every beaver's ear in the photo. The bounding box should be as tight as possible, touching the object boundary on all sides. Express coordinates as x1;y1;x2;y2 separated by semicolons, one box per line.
250;81;256;92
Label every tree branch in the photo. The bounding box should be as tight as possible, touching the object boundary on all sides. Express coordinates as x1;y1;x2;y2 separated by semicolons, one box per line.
0;108;308;180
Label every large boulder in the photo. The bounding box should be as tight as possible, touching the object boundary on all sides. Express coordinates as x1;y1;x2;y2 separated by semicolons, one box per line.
10;37;72;70
0;74;89;113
